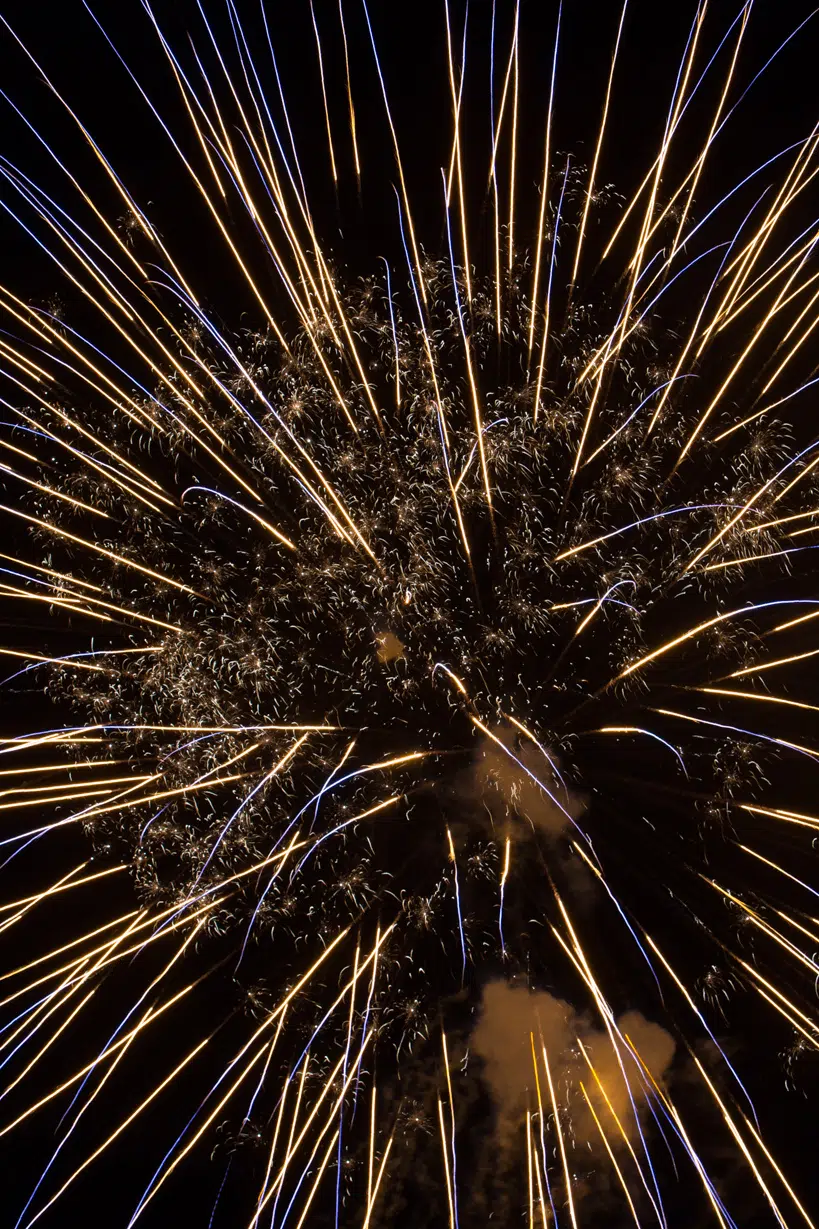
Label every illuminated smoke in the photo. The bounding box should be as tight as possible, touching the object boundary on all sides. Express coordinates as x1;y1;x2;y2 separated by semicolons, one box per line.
469;726;585;838
472;980;676;1148
376;630;406;663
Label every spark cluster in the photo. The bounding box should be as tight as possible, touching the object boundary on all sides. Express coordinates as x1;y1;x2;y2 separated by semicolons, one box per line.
0;2;818;1226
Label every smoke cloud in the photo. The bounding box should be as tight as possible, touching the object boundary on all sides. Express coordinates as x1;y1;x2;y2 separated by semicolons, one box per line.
467;725;585;839
471;980;675;1149
375;630;406;663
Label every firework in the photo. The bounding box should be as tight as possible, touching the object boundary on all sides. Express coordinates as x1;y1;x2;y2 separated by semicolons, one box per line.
0;1;818;1225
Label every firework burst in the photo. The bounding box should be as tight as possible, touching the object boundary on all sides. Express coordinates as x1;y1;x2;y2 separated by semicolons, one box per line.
0;1;818;1225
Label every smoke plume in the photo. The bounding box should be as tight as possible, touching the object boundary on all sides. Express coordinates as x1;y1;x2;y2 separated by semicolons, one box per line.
471;980;675;1150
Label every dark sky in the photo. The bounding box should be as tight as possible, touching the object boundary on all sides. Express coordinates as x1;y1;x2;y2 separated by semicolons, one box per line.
2;0;815;295
0;1;818;1226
